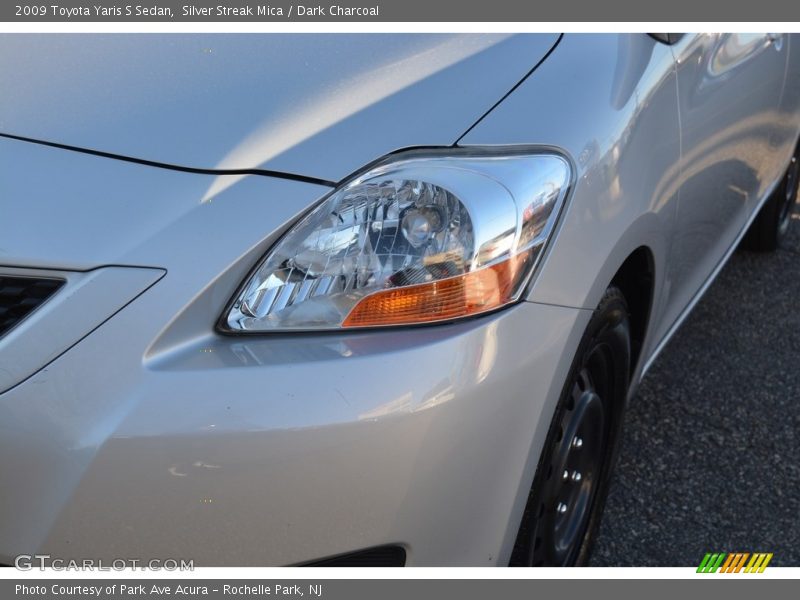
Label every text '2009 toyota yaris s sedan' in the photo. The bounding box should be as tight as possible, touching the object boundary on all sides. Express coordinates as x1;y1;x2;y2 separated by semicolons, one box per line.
1;33;798;566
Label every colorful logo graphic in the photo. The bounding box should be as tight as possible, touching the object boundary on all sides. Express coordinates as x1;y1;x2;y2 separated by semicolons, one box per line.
697;553;773;573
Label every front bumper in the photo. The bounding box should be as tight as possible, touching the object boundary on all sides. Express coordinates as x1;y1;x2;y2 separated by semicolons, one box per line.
0;281;589;566
0;136;591;566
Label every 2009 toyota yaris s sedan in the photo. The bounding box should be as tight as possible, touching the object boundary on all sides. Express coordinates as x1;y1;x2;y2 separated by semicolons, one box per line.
1;33;798;567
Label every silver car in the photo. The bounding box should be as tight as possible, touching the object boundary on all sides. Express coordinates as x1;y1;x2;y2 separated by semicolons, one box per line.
1;33;798;567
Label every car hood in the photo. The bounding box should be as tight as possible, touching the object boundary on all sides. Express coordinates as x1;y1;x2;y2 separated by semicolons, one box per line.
0;34;559;187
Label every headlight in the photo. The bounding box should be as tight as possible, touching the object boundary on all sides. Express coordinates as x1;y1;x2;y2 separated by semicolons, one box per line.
223;149;571;332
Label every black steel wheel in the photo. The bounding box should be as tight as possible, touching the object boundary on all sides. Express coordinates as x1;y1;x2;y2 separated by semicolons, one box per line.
510;286;631;567
744;143;799;252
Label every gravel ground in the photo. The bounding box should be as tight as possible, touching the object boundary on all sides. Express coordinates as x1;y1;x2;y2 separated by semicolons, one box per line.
591;198;800;567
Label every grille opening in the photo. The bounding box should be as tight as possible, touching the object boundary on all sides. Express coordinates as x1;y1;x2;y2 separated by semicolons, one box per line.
0;276;63;337
299;545;407;567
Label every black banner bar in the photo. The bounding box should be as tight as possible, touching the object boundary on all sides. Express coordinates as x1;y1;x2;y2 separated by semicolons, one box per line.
4;578;798;600
3;0;800;22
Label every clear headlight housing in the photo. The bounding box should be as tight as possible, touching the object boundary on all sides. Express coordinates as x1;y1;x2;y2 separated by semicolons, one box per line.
224;150;571;332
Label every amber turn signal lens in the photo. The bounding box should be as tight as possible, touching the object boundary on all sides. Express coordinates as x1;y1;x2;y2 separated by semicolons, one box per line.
342;251;533;328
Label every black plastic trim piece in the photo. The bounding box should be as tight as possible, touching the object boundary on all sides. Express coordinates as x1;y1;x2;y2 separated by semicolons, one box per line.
298;545;407;567
0;275;64;339
648;33;685;45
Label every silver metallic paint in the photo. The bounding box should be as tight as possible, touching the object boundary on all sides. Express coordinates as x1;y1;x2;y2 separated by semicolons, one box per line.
0;34;560;183
1;33;798;566
0;265;164;393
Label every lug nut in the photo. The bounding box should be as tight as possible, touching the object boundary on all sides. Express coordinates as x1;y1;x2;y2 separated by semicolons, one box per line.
572;436;583;449
562;470;570;481
557;502;568;514
571;471;582;482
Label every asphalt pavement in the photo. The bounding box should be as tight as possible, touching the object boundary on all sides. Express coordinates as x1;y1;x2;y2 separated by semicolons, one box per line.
591;198;800;566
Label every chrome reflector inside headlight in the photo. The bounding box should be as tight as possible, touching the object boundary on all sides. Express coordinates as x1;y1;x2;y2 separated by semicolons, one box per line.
224;150;571;331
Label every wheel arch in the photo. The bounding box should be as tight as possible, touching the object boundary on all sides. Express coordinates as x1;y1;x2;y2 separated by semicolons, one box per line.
529;206;667;377
609;246;656;379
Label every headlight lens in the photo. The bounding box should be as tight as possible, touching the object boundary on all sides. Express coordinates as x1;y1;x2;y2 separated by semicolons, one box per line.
224;151;570;332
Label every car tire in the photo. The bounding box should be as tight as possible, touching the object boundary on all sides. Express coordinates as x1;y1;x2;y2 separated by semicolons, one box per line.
510;286;631;567
744;144;799;252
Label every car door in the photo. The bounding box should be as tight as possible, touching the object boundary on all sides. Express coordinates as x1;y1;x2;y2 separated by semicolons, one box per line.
657;33;788;342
